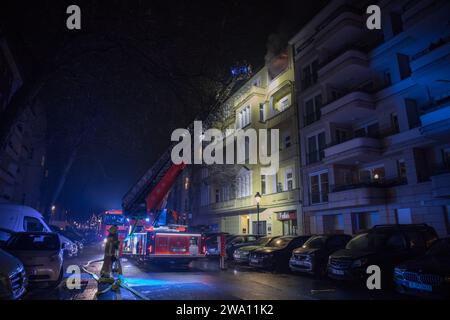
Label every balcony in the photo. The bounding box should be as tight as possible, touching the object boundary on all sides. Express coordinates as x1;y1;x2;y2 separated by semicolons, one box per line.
411;36;450;74
327;183;387;209
314;7;364;53
324;136;382;165
260;189;300;207
318;49;370;87
266;104;295;128
420;104;450;141
431;170;450;198
199;189;300;216
321;91;375;123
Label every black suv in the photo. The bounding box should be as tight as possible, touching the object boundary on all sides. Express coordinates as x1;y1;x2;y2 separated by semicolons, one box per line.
394;237;450;298
328;224;438;286
290;234;352;276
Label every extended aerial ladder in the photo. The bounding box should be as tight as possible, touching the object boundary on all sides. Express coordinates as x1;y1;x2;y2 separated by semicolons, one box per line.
122;64;253;223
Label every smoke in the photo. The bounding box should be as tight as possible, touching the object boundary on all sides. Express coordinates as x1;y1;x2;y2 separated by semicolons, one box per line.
264;31;289;65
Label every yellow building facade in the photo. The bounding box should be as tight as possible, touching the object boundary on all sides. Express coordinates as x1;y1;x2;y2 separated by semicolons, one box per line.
196;49;303;236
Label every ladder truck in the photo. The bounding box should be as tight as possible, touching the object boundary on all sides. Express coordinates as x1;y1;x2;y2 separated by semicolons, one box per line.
119;64;252;266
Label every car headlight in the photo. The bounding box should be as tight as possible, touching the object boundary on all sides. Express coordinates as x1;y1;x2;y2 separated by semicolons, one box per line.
351;258;368;268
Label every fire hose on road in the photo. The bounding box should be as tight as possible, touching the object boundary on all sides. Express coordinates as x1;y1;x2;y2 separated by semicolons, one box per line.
81;225;149;300
81;258;149;300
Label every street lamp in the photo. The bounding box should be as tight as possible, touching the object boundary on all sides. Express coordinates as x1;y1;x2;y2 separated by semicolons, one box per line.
255;192;261;235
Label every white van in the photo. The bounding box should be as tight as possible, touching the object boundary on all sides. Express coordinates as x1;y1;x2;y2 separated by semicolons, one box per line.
0;203;51;233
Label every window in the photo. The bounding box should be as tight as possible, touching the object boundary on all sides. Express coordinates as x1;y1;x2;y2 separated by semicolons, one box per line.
396;208;412;224
353;212;380;232
335;129;348;144
236;170;251;198
383;70;392;87
307;132;326;164
442;148;450;169
285;169;294;191
445;205;450;234
310;171;328;204
397;53;411;80
391;112;400;134
252;220;266;235
200;184;210;206
390;12;403;36
277;94;291;112
359;165;385;183
283;132;291;149
304;94;322;125
301;60;318;89
277;182;283;193
221;185;230;202
23;217;46;232
238;105;251;128
261;175;267;195
397;159;407;182
215;189;220;203
259;103;265;122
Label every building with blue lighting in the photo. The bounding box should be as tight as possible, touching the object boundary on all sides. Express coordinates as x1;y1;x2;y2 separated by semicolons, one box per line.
290;0;450;237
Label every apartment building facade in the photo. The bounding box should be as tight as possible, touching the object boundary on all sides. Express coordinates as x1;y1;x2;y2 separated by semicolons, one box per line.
0;34;47;210
173;50;303;236
290;0;450;237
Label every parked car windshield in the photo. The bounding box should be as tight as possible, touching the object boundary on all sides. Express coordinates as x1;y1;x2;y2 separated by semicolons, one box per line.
302;236;326;249
7;234;59;251
267;237;293;248
426;239;450;256
345;233;388;251
256;237;273;246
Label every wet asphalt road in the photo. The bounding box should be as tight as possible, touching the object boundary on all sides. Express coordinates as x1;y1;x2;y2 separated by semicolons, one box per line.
23;243;411;300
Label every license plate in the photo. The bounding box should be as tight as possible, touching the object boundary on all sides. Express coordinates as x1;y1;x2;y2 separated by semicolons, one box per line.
292;260;307;266
250;258;259;264
405;281;432;292
330;268;344;275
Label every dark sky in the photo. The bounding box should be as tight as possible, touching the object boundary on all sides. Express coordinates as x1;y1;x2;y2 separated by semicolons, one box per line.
1;0;328;220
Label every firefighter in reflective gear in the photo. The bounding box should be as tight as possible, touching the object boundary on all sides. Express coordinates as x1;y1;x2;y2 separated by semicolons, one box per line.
99;225;123;283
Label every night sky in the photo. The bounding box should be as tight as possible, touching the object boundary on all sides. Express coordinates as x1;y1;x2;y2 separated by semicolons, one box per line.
1;0;328;220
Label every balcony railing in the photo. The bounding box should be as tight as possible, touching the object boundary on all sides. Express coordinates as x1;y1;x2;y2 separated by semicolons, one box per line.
330;178;408;192
411;35;450;61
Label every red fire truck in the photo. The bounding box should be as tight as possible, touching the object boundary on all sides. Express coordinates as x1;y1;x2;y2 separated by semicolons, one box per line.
120;65;251;267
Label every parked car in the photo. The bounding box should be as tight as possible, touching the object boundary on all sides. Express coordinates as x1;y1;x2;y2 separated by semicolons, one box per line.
290;234;351;276
0;228;27;300
233;236;281;264
0;204;51;233
60;234;78;258
49;225;78;257
4;232;64;287
394;237;450;298
249;235;311;272
226;235;262;259
328;224;438;286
